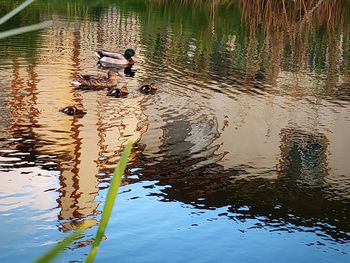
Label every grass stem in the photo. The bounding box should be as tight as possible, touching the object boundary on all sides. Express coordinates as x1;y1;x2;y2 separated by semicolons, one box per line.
0;0;35;26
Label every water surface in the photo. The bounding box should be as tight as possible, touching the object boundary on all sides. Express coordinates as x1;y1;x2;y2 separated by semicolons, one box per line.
0;0;350;262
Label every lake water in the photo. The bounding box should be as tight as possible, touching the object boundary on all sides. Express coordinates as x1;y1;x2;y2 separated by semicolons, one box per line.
0;0;350;262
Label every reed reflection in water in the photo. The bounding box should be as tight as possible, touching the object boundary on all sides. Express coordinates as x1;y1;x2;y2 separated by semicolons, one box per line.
0;0;350;262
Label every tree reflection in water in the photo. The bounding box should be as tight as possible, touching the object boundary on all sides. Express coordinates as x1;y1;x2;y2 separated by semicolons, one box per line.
0;0;350;260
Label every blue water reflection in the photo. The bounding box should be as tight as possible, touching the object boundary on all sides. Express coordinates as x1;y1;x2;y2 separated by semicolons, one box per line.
77;181;349;263
0;0;350;262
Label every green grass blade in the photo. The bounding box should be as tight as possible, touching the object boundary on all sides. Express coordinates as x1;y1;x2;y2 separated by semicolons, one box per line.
85;140;133;263
0;21;53;39
0;0;35;26
34;224;87;263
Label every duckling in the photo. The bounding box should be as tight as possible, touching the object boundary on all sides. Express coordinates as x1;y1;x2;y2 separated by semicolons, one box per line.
95;48;135;67
124;66;136;77
59;106;87;117
139;83;157;94
107;86;129;98
71;70;118;90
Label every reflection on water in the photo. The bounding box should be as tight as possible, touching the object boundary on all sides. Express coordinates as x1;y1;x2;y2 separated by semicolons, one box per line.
279;129;329;188
0;0;350;262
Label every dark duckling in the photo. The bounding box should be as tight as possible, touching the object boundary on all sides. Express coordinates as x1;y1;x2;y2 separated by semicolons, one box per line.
59;106;87;117
124;66;136;77
139;82;157;94
107;86;129;98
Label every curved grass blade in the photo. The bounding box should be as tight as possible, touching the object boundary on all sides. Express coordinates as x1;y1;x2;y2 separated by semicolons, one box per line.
34;224;87;263
0;21;53;40
0;0;35;26
35;141;132;263
85;140;133;263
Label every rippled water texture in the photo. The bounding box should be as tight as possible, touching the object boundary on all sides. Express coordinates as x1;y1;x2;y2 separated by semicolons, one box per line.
0;0;350;262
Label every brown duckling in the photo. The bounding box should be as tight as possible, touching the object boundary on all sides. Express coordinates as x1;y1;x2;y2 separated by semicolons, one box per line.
139;82;157;94
59;106;87;117
71;70;118;90
107;86;129;98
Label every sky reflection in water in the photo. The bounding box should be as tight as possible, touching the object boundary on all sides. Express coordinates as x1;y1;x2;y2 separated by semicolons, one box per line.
0;0;350;262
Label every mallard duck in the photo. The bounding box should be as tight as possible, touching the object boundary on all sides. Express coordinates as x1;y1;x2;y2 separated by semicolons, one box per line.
59;106;87;117
139;83;157;94
107;86;129;98
71;70;118;89
95;48;135;67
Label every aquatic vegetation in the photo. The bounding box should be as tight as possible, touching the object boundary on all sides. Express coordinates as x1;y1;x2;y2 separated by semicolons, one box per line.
0;0;52;39
146;0;350;91
35;140;133;263
3;0;349;81
85;140;132;263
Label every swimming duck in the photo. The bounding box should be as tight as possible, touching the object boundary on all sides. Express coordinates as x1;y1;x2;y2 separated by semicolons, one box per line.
71;70;118;89
124;66;136;77
107;86;129;98
59;106;87;117
139;83;157;94
95;48;135;67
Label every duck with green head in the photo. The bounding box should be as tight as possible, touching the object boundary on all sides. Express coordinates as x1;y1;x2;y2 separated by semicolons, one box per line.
95;48;135;67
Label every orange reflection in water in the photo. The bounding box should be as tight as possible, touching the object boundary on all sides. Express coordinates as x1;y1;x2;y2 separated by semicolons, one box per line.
1;11;148;230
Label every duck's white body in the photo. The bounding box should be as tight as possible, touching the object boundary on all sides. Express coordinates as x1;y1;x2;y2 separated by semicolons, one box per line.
95;49;135;68
95;50;129;65
71;80;83;87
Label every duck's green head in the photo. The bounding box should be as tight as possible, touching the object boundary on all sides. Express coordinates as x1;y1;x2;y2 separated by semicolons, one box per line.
124;48;135;59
